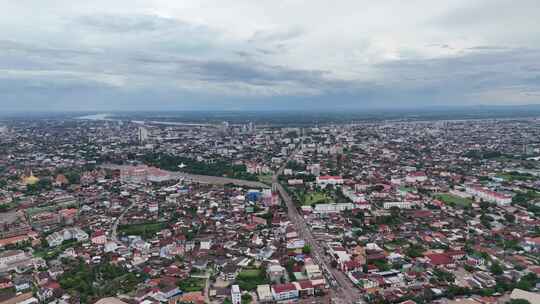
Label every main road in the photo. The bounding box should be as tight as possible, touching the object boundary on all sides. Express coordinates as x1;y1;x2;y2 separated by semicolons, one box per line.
273;148;361;304
110;200;136;242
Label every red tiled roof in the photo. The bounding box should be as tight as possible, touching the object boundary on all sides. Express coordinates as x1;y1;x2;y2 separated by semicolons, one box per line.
425;253;452;265
318;175;342;180
272;283;297;293
297;280;313;290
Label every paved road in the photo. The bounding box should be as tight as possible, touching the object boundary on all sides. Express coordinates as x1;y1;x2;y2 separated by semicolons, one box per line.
110;200;136;242
273;149;361;304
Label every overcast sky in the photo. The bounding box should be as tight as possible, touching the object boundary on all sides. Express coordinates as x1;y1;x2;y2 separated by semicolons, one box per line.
1;0;540;111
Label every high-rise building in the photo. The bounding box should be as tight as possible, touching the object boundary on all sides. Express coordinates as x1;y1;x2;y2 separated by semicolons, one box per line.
221;121;230;133
138;126;150;144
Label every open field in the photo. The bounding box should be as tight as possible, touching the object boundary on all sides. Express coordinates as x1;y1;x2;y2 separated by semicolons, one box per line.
118;222;166;239
303;192;332;206
435;194;473;207
497;172;534;182
236;268;269;291
178;277;206;292
257;174;273;185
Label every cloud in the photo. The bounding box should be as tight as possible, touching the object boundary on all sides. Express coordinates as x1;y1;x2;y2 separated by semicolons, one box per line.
77;14;180;33
0;69;125;88
248;27;305;43
0;0;539;110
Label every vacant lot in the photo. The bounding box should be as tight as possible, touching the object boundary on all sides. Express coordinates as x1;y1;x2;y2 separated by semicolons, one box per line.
236;268;269;291
497;172;534;182
435;194;473;208
303;192;332;206
257;174;273;185
118;222;167;239
178;277;206;292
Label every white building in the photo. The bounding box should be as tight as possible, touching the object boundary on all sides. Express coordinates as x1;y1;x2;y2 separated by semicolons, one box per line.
271;283;299;301
383;201;412;209
305;264;323;279
316;175;344;189
308;164;321;176
356;201;372;210
148;202;159;213
314;203;354;214
138;126;150;143
342;187;365;203
405;171;427;183
449;189;472;199
0;250;28;268
286;239;305;250
257;285;273;303
288;179;304;186
46;227;89;247
465;185;512;206
231;285;241;304
104;241;118;253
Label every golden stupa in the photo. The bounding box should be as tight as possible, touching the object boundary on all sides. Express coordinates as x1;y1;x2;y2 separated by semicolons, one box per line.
21;170;40;185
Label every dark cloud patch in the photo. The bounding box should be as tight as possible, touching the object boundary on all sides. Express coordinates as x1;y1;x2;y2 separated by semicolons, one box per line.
127;54;334;87
3;44;539;110
183;60;326;84
373;47;540;104
248;27;305;44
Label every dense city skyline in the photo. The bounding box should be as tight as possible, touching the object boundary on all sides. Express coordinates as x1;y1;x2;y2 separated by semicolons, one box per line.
1;0;540;111
1;114;539;304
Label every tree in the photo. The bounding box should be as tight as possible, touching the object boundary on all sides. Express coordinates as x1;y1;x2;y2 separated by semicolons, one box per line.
504;213;516;223
241;294;253;304
65;171;81;184
516;273;538;291
362;264;368;273
479;201;490;210
405;244;425;258
390;206;400;217
490;261;503;275
464;264;476;273
302;245;312;254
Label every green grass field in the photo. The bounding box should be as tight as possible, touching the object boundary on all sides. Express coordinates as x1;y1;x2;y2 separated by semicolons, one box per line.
236;268;269;291
497;172;534;182
257;174;273;185
35;239;81;260
178;277;206;292
238;269;261;277
435;194;473;207
303;192;331;205
118;222;166;239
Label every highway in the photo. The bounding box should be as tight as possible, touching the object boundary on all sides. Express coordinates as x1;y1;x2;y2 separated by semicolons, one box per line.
273;148;361;304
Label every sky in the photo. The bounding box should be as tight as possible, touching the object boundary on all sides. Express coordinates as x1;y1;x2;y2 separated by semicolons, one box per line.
1;0;540;111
